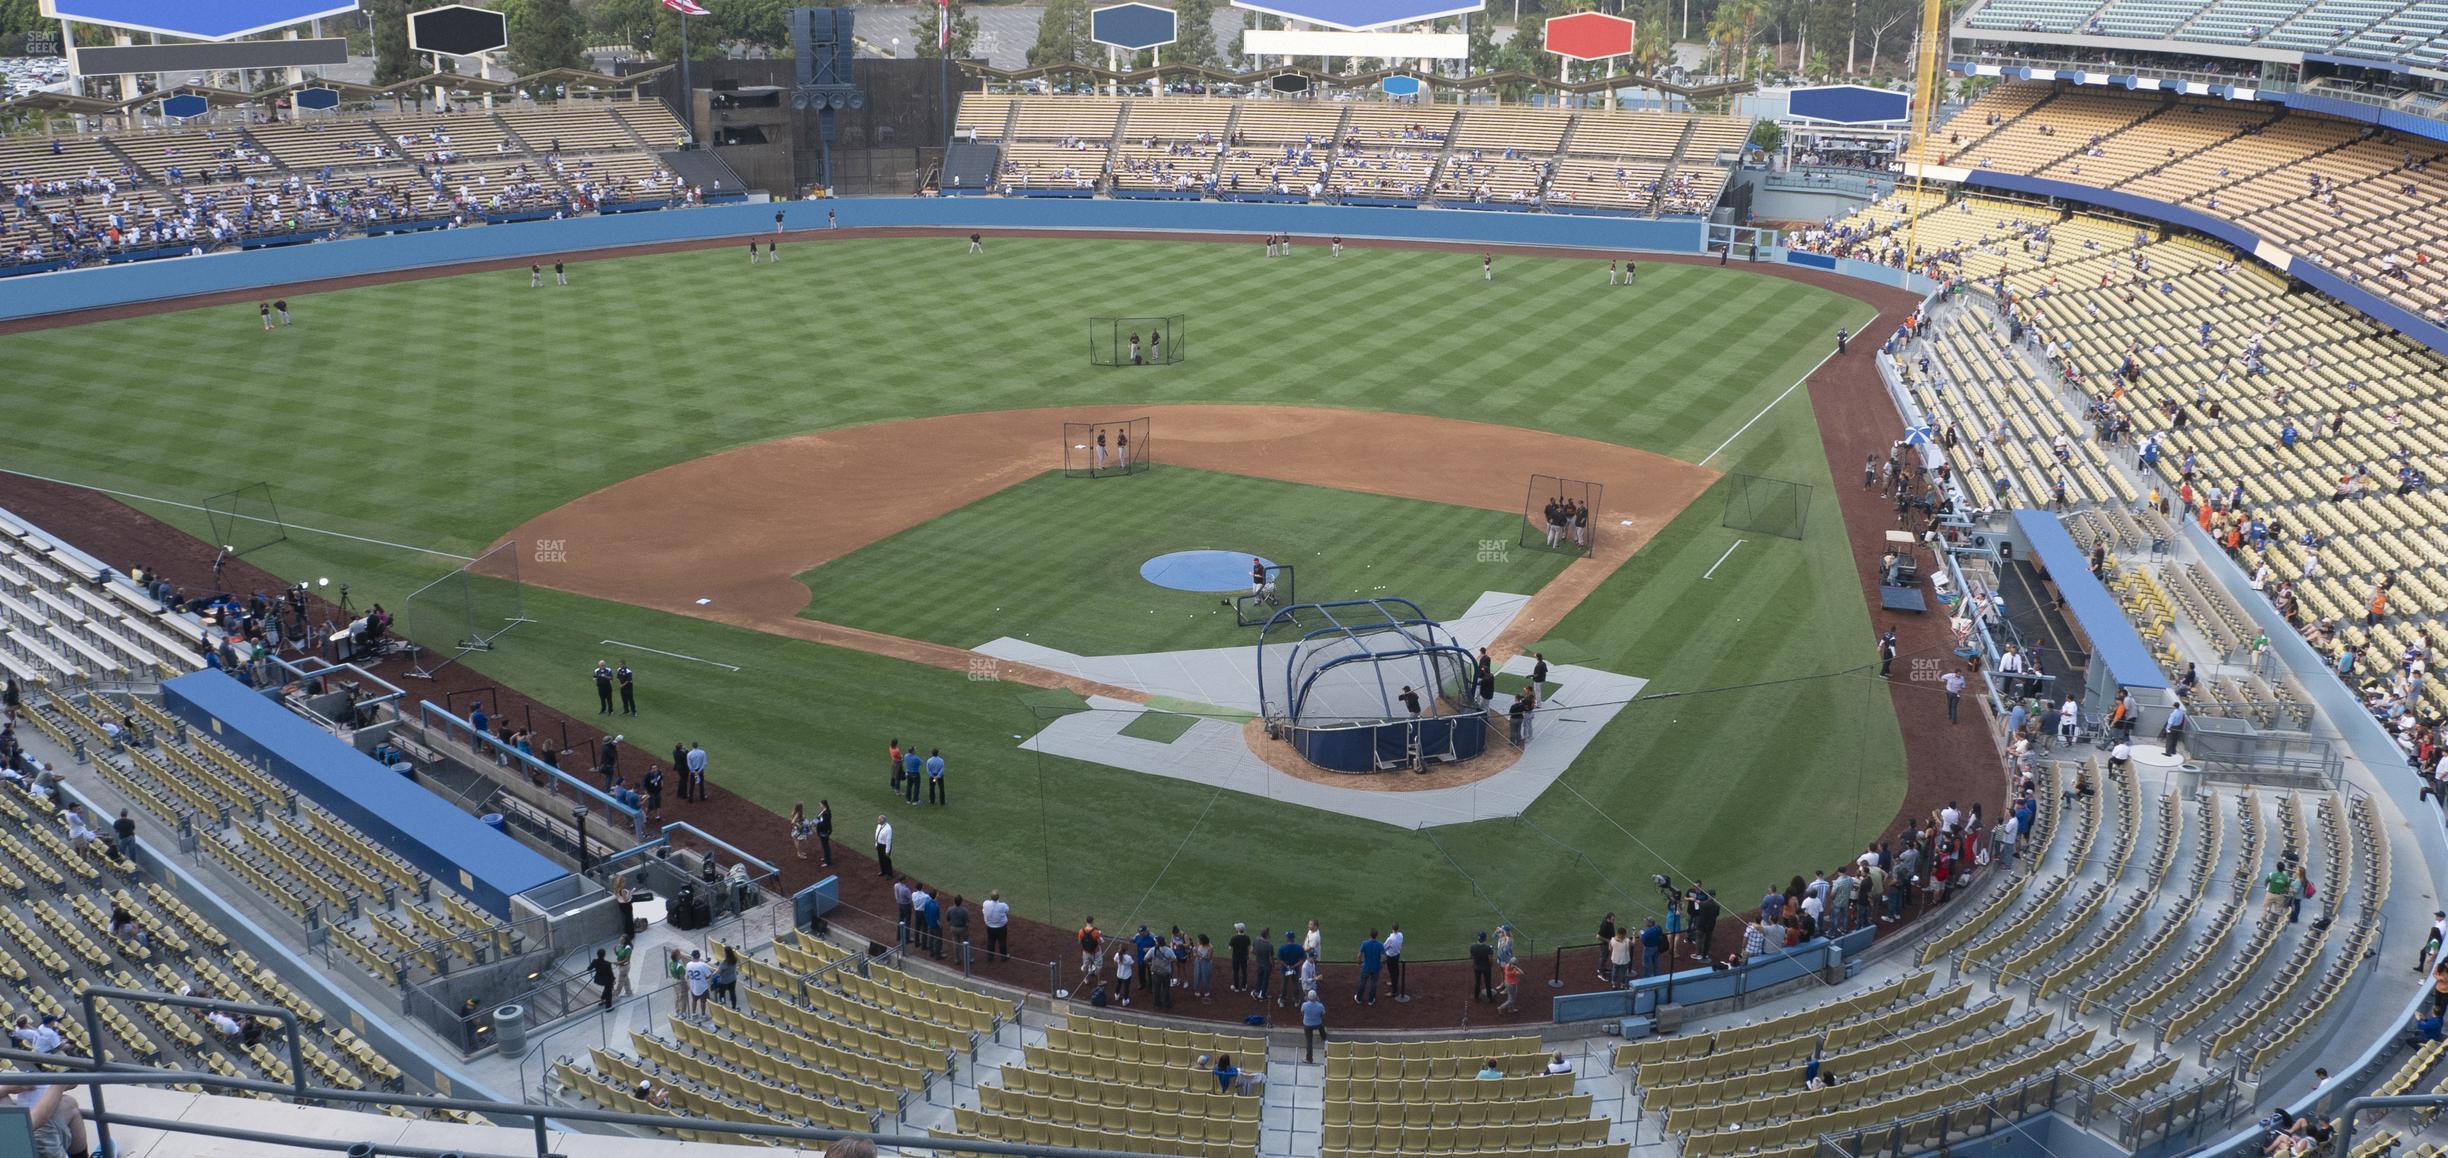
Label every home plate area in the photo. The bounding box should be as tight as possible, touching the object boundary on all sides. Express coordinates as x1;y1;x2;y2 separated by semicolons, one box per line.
987;591;1645;827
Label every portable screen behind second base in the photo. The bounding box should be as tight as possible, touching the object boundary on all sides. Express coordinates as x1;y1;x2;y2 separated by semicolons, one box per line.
1061;416;1153;478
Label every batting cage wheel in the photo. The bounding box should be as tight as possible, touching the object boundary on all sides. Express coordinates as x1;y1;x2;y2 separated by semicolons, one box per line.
1061;417;1153;478
1089;315;1186;367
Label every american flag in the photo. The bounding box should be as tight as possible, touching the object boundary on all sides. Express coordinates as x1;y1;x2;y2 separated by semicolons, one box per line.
937;0;950;50
662;0;710;15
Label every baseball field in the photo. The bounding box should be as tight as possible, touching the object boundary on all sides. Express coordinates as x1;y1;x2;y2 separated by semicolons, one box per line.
0;234;1906;953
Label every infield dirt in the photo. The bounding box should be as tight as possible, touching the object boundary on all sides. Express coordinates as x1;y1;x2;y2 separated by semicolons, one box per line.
509;403;1721;692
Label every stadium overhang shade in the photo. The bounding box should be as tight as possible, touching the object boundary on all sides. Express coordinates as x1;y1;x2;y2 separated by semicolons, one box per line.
1229;0;1480;33
0;90;121;116
1543;11;1636;62
506;66;675;91
259;78;395;102
110;85;259;112
40;0;362;41
381;69;514;95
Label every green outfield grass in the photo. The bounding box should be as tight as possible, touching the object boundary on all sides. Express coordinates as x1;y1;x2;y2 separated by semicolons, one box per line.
0;235;1898;950
798;466;1571;655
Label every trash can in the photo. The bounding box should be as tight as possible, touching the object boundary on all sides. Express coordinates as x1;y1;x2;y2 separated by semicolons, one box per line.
492;1003;527;1055
481;813;506;833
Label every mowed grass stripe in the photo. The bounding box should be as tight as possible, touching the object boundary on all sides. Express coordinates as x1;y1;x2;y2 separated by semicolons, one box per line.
2;236;1903;947
800;467;1569;655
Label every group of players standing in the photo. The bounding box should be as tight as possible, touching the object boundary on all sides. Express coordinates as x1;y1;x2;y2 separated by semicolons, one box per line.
1541;495;1592;550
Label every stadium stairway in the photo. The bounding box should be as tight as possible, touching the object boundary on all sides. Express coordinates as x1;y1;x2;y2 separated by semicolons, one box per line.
660;149;751;200
940;142;1002;194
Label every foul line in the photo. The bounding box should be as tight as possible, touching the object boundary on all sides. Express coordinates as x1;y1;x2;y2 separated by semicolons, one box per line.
1699;344;1843;467
0;467;474;561
1702;540;1746;580
599;640;742;672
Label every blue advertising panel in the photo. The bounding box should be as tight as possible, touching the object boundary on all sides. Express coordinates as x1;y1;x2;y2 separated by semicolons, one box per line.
42;0;361;41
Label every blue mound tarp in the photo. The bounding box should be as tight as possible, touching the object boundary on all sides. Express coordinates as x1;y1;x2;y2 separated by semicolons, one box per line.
160;671;568;918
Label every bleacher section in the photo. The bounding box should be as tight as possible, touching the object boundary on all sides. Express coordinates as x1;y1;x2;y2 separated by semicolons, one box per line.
1914;83;2448;327
1217;101;1339;200
970;94;1745;216
0;698;452;1110
0;102;698;272
36;681;529;1005
1815;160;2448;717
1322;1036;1618;1158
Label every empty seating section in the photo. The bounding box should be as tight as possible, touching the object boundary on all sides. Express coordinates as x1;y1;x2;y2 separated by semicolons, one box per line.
1965;0;2112;34
1111;99;1230;193
953;1012;1263;1158
957;92;1018;142
0;517;199;688
1321;1035;1620;1158
1942;90;2167;175
2035;101;2273;188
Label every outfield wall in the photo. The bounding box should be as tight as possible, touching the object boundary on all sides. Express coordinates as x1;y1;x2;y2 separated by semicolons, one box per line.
0;200;1714;322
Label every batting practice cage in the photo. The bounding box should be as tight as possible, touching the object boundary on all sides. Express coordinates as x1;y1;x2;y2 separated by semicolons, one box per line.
1255;598;1487;773
1231;564;1296;626
1088;315;1186;367
1518;475;1603;557
1061;417;1153;478
1721;473;1813;539
406;539;533;679
204;483;288;556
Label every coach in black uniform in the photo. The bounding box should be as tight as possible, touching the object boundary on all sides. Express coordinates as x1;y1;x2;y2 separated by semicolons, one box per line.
616;663;636;715
593;660;616;713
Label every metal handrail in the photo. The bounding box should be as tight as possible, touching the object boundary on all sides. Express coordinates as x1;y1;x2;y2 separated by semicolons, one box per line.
0;1064;1162;1158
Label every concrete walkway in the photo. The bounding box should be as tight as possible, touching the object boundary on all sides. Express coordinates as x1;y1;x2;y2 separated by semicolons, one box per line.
1015;656;1646;828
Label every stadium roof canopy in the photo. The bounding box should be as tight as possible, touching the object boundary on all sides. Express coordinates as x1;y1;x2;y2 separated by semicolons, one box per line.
1228;0;1480;33
39;0;362;41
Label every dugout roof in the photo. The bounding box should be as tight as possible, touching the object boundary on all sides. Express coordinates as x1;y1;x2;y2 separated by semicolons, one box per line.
2009;510;2169;693
161;670;570;918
